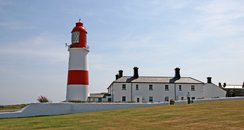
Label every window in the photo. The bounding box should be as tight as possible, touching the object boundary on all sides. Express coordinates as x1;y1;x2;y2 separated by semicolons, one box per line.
181;97;184;100
108;98;112;102
122;84;126;90
136;84;139;90
165;85;169;91
149;85;153;91
149;96;153;102
122;96;126;102
191;85;195;91
142;97;145;102
165;96;169;102
71;31;80;43
98;98;102;102
179;85;182;91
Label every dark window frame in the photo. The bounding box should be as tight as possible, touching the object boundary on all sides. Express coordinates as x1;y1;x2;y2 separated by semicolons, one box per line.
181;97;184;100
149;85;153;91
165;96;169;102
179;85;182;91
191;85;195;91
122;96;126;102
122;84;126;90
165;85;169;91
136;84;139;90
149;96;153;102
137;98;140;102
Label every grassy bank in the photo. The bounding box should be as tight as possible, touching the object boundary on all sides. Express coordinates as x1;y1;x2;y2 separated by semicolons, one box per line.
0;104;27;112
0;100;244;130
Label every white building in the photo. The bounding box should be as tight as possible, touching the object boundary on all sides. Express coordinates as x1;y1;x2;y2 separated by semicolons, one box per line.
107;67;226;103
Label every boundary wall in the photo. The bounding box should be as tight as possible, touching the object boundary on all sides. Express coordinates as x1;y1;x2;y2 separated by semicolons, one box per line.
1;97;244;119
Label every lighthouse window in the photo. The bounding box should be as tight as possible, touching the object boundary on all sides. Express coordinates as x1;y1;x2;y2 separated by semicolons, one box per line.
72;32;80;43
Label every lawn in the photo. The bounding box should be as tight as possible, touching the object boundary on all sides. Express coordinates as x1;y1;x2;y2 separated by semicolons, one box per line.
0;104;27;112
0;100;244;130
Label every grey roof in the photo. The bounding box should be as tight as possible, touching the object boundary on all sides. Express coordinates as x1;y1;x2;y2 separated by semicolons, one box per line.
113;76;204;84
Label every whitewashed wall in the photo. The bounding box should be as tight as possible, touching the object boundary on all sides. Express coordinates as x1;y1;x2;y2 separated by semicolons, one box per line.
112;83;132;102
176;84;204;100
110;83;205;102
203;83;226;98
132;83;175;102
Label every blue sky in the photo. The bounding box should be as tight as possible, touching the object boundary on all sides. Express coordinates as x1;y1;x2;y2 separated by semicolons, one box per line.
0;0;243;105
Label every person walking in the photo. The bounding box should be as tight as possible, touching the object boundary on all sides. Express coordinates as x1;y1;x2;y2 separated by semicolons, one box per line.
187;92;191;104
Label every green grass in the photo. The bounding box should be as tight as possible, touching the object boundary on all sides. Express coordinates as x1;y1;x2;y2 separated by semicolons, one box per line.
0;104;27;112
1;100;244;130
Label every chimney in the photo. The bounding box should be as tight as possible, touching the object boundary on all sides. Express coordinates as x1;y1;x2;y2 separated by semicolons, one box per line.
133;67;139;78
223;83;226;88
115;74;119;80
207;77;212;83
174;67;181;79
118;70;123;78
219;82;222;87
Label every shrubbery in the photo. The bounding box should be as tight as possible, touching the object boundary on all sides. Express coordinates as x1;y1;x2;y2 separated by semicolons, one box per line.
37;96;49;103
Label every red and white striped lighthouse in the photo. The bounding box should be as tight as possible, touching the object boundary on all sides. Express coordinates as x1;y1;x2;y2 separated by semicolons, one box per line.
66;21;89;101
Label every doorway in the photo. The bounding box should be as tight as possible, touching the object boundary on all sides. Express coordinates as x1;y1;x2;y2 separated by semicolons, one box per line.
137;98;140;103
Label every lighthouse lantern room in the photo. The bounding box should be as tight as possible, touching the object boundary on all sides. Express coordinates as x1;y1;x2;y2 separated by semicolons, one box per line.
66;21;89;101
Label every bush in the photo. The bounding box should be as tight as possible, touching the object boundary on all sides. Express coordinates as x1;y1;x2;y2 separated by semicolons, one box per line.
37;96;49;103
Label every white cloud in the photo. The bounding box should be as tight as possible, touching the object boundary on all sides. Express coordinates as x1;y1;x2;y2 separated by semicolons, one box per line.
195;0;244;37
0;33;68;63
0;33;68;105
0;21;35;30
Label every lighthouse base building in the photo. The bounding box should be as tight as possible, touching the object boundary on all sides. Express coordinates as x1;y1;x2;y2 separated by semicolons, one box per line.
105;67;226;103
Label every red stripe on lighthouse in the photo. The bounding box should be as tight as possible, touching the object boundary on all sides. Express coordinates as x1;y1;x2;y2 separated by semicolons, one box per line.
67;70;89;85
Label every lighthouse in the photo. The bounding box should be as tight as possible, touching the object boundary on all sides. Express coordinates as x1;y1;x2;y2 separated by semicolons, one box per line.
66;21;89;101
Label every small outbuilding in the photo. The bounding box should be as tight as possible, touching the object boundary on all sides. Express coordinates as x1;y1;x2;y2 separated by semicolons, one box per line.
88;93;112;102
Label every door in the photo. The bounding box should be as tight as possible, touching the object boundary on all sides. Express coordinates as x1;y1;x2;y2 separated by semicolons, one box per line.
137;98;140;103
